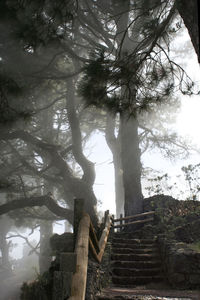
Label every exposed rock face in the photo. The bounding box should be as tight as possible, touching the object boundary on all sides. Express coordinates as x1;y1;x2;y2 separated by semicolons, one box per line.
158;237;200;289
143;194;200;239
143;195;200;289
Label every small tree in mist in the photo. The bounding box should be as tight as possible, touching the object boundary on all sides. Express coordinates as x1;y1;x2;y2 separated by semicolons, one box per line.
181;163;200;200
144;163;200;201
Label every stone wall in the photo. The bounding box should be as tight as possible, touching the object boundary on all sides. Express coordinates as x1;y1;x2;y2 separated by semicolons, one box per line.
158;237;200;289
85;240;112;299
174;219;200;243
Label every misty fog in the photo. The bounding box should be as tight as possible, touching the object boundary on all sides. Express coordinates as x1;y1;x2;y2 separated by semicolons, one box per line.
0;1;199;299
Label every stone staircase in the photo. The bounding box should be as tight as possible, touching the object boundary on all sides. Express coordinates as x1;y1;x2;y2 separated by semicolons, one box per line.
111;232;164;287
96;230;166;299
95;229;200;300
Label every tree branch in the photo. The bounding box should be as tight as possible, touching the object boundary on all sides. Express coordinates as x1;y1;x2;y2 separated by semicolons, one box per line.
0;195;73;223
66;77;96;186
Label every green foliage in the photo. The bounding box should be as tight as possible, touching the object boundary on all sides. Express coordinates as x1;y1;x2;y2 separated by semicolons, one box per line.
0;72;25;123
144;194;200;239
79;49;121;113
188;241;200;253
1;0;75;49
20;271;53;300
145;163;200;201
181;163;200;200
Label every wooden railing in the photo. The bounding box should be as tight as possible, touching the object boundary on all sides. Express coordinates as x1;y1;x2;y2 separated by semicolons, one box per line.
61;200;154;300
112;210;155;230
69;206;112;300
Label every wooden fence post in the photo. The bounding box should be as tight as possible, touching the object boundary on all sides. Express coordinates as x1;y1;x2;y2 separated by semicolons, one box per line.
120;213;123;232
73;198;85;249
104;210;109;227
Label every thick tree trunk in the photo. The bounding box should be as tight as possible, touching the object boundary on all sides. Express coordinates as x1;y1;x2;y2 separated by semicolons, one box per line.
111;0;143;216
120;113;143;216
176;0;199;63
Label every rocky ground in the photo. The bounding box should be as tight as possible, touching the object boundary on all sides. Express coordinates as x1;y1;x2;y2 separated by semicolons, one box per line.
96;287;200;300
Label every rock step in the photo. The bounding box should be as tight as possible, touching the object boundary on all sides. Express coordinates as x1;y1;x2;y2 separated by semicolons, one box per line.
111;253;160;261
112;243;157;250
112;247;157;254
112;275;164;285
111;260;161;269
95;287;200;300
112;238;156;245
113;232;156;240
112;267;162;276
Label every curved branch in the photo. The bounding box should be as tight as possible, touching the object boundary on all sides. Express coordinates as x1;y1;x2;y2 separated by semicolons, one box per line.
0;129;97;218
7;233;40;256
0;195;73;223
66;78;95;186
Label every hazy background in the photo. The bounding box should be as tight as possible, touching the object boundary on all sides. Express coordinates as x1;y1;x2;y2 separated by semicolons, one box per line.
8;22;200;263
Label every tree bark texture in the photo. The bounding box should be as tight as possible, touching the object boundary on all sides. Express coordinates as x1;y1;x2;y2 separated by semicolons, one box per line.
66;77;98;224
120;114;143;216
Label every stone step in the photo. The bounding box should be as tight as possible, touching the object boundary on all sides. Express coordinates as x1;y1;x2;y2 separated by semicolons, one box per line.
112;274;164;286
112;243;157;250
111;253;160;262
112;247;158;255
111;260;162;269
112;238;156;245
96;287;200;300
113;232;156;240
112;267;162;277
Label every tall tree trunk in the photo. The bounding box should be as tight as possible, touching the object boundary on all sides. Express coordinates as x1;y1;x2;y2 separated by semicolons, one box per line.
0;235;10;268
112;0;144;216
120;113;143;216
66;77;98;224
0;216;12;274
39;220;53;274
105;115;124;217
